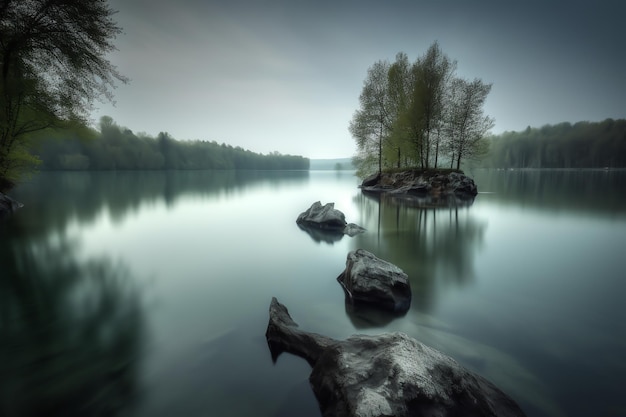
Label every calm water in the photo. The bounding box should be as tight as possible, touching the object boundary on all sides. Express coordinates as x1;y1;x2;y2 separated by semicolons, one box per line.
1;169;626;417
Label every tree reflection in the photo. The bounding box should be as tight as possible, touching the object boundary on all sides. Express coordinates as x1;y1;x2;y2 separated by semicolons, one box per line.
8;170;310;237
471;169;626;216
0;236;144;417
350;192;486;313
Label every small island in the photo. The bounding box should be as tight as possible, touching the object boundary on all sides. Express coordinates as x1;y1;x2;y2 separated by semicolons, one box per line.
359;169;478;199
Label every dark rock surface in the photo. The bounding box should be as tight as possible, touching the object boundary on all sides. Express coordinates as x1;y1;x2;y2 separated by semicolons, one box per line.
337;249;411;313
266;297;335;367
360;170;478;199
343;222;366;237
296;201;365;237
266;298;527;417
0;192;22;218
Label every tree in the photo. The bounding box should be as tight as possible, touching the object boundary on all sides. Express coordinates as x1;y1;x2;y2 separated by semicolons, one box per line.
349;60;392;175
350;43;494;176
406;42;456;169
0;0;127;189
385;52;413;168
446;78;494;169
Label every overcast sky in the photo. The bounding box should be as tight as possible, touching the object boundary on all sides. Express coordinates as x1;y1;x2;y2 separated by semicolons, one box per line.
97;0;625;159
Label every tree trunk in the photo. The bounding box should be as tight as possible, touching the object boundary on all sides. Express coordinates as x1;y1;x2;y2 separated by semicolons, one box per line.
378;123;383;174
434;134;439;168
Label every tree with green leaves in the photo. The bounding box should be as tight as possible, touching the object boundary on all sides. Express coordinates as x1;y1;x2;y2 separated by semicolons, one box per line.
0;0;126;189
410;42;456;169
445;77;494;169
349;60;392;176
351;42;493;176
385;52;413;168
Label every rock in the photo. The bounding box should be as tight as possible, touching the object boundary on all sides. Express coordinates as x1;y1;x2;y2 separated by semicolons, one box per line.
447;171;478;196
360;170;478;199
297;201;347;231
337;249;411;313
361;172;381;187
343;223;366;237
265;298;527;417
0;192;23;218
266;297;334;367
296;202;365;237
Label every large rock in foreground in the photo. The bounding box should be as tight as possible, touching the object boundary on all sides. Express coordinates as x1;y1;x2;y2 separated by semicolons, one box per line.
266;298;527;417
0;192;22;218
337;249;411;313
296;201;365;237
361;170;478;198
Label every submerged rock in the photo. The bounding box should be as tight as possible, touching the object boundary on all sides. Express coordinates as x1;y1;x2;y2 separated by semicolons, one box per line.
337;249;411;313
296;201;365;237
0;192;23;218
266;298;527;417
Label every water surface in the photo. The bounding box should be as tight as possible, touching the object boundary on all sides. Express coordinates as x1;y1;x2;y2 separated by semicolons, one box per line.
2;169;625;417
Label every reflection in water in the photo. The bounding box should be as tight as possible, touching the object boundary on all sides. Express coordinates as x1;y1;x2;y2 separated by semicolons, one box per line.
8;170;309;238
363;189;475;209
471;169;626;216
4;169;624;417
351;191;486;313
296;224;344;244
0;236;144;417
343;300;408;329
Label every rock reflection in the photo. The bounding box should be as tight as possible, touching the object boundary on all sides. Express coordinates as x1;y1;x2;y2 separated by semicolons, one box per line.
343;301;408;329
0;237;145;417
351;192;486;313
362;189;475;209
296;223;344;244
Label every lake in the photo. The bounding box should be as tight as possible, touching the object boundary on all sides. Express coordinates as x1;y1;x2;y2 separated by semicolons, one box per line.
2;169;625;417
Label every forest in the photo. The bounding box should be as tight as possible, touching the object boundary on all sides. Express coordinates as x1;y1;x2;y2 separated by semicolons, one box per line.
32;117;309;171
480;118;626;169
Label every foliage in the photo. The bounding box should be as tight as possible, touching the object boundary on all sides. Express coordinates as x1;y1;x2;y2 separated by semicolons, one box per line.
445;78;494;169
350;42;493;177
349;60;392;175
0;0;126;188
479;119;626;168
32;117;310;171
405;42;457;169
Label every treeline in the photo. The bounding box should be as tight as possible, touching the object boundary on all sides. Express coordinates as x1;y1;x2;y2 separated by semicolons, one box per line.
480;119;626;168
351;42;493;177
33;116;309;171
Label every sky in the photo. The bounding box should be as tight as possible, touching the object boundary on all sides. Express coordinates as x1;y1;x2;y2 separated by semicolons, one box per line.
97;0;626;159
